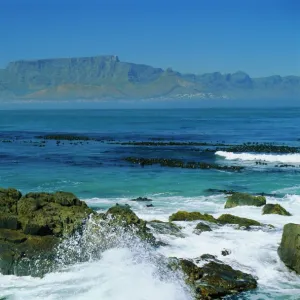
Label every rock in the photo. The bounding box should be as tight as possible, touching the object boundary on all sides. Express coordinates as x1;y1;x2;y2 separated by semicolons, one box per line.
221;249;231;256
0;187;22;214
146;204;154;207
225;192;266;209
169;258;257;299
278;223;300;273
17;191;93;236
131;197;153;202
197;254;218;261
148;220;184;238
193;222;212;235
0;188;93;276
262;204;291;216
218;214;261;228
106;204;156;243
169;211;218;223
125;157;244;172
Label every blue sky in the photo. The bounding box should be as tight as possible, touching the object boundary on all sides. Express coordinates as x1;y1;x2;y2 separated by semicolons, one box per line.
1;0;299;77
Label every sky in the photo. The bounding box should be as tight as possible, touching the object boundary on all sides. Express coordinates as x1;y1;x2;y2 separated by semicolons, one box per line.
0;0;299;77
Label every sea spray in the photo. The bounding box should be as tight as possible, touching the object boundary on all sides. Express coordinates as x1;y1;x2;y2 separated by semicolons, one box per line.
0;215;192;300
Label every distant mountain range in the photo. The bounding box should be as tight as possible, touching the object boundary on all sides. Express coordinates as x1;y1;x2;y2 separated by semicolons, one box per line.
0;55;299;101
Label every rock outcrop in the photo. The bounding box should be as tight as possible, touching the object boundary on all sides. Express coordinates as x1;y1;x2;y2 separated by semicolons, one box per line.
278;223;300;273
225;192;266;209
169;211;218;223
218;214;261;228
0;188;93;276
169;257;257;299
262;204;291;216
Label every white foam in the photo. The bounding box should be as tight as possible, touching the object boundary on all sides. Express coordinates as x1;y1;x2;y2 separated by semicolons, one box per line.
216;151;300;163
0;248;192;300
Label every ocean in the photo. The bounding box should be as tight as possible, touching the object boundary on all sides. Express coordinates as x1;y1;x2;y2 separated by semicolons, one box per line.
1;107;300;299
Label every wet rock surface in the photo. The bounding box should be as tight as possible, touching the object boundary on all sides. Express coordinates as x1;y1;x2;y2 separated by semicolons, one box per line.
278;223;300;274
225;192;266;209
262;204;291;216
0;188;93;276
169;257;257;299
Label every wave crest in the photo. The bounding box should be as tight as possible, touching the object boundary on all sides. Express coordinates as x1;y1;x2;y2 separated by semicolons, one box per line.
215;151;300;163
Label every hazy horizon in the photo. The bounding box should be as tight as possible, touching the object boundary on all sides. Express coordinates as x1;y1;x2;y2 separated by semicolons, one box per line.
1;0;299;77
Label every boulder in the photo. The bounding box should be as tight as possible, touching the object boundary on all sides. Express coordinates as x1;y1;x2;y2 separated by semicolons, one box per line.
105;204;156;243
278;223;300;273
169;258;257;299
225;192;266;209
262;204;291;216
193;222;212;235
0;188;93;276
131;197;153;202
148;220;184;237
169;211;218;223
217;214;261;228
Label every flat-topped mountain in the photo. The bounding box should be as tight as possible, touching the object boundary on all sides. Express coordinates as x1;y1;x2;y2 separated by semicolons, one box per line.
0;55;299;101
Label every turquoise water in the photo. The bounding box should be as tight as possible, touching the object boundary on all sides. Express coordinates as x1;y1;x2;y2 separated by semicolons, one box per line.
1;108;300;299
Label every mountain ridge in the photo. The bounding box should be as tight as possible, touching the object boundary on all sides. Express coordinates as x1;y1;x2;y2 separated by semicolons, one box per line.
0;55;299;101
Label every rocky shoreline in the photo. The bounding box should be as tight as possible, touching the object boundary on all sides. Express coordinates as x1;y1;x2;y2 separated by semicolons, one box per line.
0;188;298;299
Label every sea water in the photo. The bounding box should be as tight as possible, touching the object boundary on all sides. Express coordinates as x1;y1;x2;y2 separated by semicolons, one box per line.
0;107;300;299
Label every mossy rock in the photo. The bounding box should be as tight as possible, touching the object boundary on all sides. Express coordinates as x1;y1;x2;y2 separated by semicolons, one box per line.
225;192;266;209
0;188;22;214
106;204;156;243
193;222;212;235
17;191;93;236
0;188;93;276
218;214;261;228
278;223;300;274
169;258;257;299
169;211;218;223
148;220;184;237
262;204;291;216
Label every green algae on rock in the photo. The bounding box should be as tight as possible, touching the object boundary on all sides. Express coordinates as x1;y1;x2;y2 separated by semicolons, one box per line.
225;192;266;209
169;211;218;223
262;204;291;216
148;220;185;238
0;188;93;276
105;204;156;244
278;223;300;274
169;258;257;299
217;214;261;228
193;222;212;235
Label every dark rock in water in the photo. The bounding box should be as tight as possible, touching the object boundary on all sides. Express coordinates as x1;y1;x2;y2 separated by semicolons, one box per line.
218;214;261;228
106;204;156;244
124;157;244;172
262;204;291;216
193;222;212;235
169;211;218;223
169;258;257;299
198;254;217;261
146;204;154;207
225;192;266;209
217;143;299;154
278;223;300;274
221;249;231;256
205;188;236;195
148;220;185;238
37;134;96;141
0;188;93;276
131;197;153;202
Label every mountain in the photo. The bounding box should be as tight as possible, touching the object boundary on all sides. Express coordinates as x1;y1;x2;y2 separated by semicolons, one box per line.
0;55;299;101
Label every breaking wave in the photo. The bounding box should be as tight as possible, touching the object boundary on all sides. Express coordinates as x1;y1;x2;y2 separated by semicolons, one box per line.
216;151;300;164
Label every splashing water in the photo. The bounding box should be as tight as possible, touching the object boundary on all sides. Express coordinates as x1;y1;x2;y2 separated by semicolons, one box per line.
0;216;192;300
